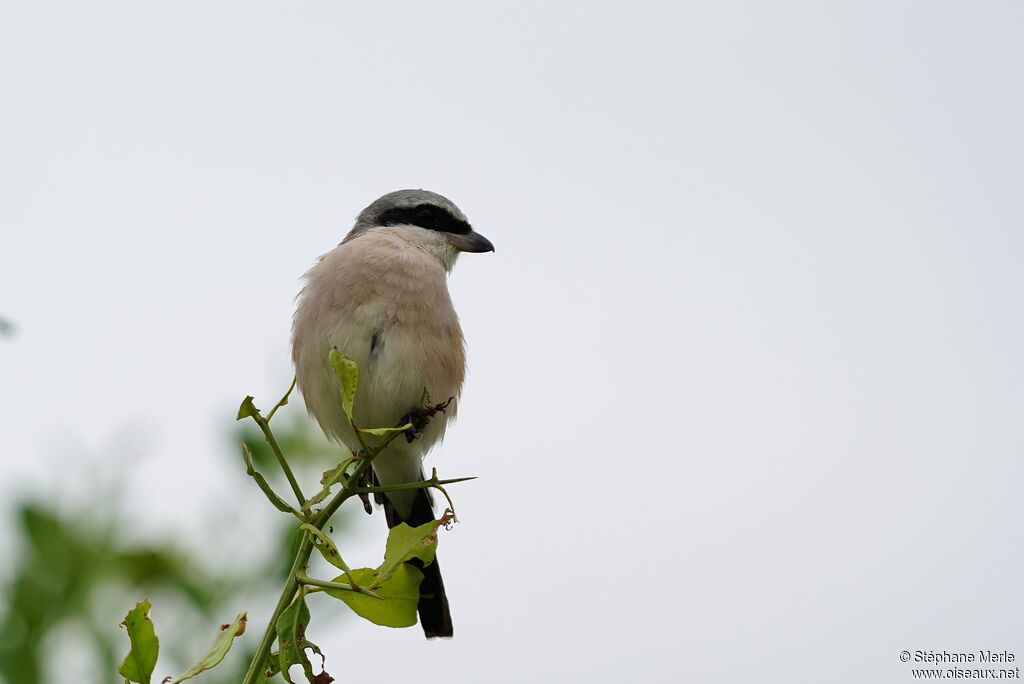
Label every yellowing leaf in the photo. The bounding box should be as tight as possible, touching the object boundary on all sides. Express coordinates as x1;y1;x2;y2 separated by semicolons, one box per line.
359;423;413;437
169;613;247;683
329;349;359;420
299;524;349;572
118;600;159;684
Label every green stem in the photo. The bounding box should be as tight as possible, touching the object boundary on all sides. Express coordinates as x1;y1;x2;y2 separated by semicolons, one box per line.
430;482;458;518
424;468;459;519
350;419;374;458
301;455;356;514
313;429;405;527
241;422;404;683
266;377;297;423
242;443;305;521
239;381;467;683
240;534;313;684
296;573;382;599
299;523;360;588
352;475;477;494
252;411;306;506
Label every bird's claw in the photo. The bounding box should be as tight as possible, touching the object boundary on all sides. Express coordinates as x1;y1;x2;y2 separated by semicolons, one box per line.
357;466;373;515
400;396;454;443
401;408;427;443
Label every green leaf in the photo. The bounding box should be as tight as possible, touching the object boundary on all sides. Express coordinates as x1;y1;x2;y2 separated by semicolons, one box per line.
326;565;423;628
305;640;327;678
275;594;314;683
305;458;354;509
377;520;440;585
328;349;359;420
237;396;259;421
118;600;159;684
319;460;352;488
264;654;281;678
299;524;349;572
168;613;247;683
243;444;303;517
358;423;413;437
266;377;296;421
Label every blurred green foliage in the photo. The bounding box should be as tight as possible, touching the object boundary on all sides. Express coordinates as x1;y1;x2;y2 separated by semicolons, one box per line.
0;416;349;684
0;501;258;683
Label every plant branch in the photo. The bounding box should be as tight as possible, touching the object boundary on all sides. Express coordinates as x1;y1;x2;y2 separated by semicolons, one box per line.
299;523;361;589
240;384;463;684
242;443;305;521
241;415;406;683
352;475;477;494
251;410;306;506
351;420;374;458
240;534;313;684
266;377;297;423
431;483;458;520
301;455;356;514
313;428;406;528
296;574;381;599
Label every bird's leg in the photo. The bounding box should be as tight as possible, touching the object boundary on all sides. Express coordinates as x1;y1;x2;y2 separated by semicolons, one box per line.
353;449;373;515
401;396;455;443
401;407;427;443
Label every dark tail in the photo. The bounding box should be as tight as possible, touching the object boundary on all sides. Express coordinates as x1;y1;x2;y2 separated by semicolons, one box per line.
376;471;453;638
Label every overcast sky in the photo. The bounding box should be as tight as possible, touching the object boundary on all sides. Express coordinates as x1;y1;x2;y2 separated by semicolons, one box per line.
1;2;1022;683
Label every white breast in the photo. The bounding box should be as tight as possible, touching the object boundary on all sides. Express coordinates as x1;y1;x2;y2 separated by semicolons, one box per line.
291;228;467;472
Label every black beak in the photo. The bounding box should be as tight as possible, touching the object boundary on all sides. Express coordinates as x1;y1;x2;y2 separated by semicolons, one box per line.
449;230;495;253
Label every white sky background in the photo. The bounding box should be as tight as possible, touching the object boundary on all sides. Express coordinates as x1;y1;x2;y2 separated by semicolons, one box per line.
2;1;1023;682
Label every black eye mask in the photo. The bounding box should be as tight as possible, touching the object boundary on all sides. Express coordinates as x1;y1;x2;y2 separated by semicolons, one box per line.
377;204;472;235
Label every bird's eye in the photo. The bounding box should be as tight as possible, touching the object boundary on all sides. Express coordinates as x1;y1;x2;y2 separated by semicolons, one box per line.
417;207;434;223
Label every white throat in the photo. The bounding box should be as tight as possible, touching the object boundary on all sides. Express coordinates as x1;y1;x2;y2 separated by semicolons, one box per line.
379;225;460;272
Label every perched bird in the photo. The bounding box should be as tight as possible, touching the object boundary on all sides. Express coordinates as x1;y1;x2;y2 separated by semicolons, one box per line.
291;189;493;638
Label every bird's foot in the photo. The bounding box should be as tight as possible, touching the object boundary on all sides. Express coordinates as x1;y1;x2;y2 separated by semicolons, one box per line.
355;451;373;515
401;407;426;443
400;396;454;443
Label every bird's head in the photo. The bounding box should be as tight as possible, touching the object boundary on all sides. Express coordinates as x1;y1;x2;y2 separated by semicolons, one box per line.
345;189;494;271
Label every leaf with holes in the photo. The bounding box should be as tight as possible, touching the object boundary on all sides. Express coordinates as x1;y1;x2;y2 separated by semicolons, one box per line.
306;458;354;509
376;520;440;586
299;524;350;573
275;594;314;683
